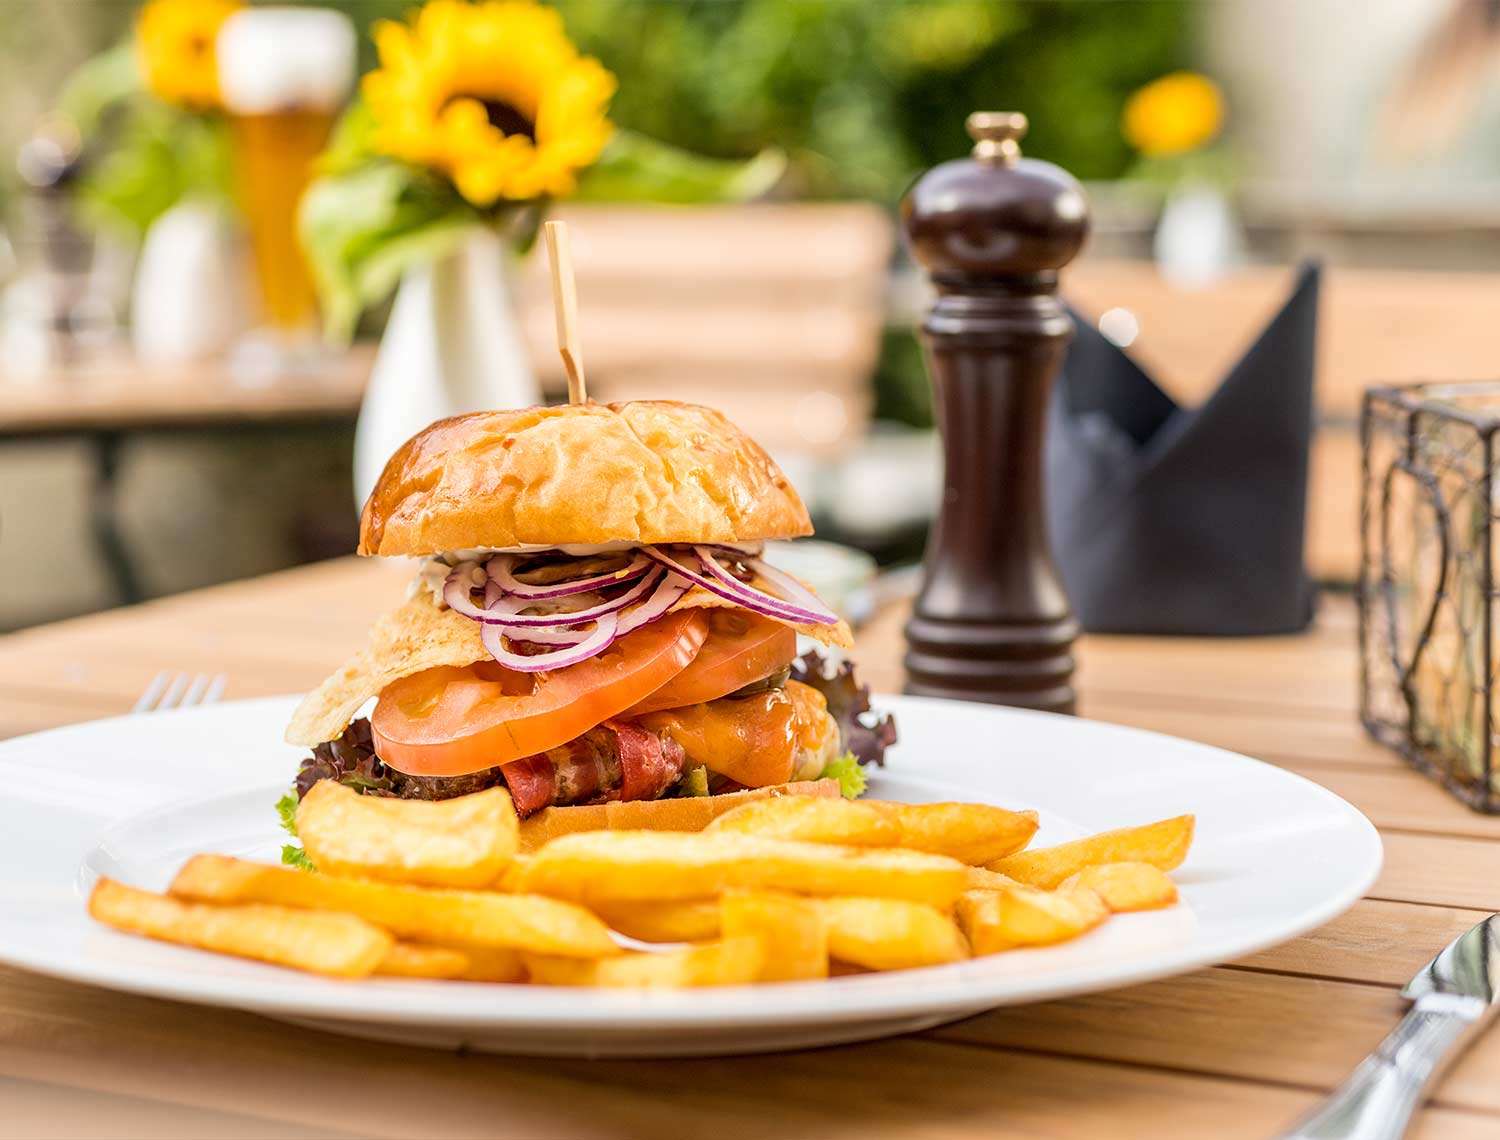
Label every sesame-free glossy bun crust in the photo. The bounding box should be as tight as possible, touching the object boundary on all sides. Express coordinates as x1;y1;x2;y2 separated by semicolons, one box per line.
359;401;813;557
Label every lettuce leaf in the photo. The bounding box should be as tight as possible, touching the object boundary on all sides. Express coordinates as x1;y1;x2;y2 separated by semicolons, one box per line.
818;751;867;799
275;788;315;871
791;651;897;769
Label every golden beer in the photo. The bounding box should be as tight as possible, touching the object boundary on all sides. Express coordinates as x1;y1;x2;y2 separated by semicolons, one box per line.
216;8;354;337
227;109;334;331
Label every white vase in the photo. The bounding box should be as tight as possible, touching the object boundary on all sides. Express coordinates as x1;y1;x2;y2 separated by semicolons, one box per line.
353;227;540;507
1152;184;1242;290
130;199;251;364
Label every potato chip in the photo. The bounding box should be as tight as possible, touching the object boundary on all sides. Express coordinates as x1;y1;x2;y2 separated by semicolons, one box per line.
705;797;901;847
89;877;391;978
296;782;519;889
1061;862;1179;912
957;886;1109;954
821;897;969;971
722;891;829;981
169;855;618;958
517;830;968;907
525;937;767;988
880;803;1039;865
988;815;1195;889
285;597;485;747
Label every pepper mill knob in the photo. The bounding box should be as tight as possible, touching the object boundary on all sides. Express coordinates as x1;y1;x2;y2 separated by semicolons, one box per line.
966;110;1027;165
900;111;1089;713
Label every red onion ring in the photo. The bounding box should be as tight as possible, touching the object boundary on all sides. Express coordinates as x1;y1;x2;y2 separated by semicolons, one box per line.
616;572;694;636
488;552;651;600
640;546;834;626
443;565;495;621
697;546;839;626
484;566;665;627
481;612;619;672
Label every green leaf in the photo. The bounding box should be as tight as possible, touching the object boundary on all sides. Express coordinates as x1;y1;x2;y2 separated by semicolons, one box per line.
57;40;143;137
573;129;786;204
276;788;316;870
70;100;230;240
315;99;379;177
275;788;300;837
819;752;868;800
298;160;479;341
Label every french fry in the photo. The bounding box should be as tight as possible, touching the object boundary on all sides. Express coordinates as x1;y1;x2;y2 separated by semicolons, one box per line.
705;797;901;847
375;942;471;979
374;942;526;981
524;937;766;988
987;815;1195;889
495;854;535;892
89;878;391;979
455;945;527;982
1061;862;1179;912
593;899;723;944
880;803;1039;865
957;886;1109;954
821;897;970;971
721;891;829;981
517;831;968;907
296;781;518;889
169;855;618;958
965;866;1024;892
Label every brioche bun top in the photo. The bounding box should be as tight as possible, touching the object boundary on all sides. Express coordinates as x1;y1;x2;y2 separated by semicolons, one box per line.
359;401;813;557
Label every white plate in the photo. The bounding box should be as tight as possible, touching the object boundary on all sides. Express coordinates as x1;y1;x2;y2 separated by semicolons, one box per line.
0;695;1380;1058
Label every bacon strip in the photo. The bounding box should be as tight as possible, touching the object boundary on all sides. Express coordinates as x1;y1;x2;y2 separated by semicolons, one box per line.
610;719;687;803
499;722;685;817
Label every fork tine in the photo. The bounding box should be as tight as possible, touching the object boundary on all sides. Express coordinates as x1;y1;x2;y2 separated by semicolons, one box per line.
158;673;191;712
132;671;170;714
202;673;227;705
182;673;211;708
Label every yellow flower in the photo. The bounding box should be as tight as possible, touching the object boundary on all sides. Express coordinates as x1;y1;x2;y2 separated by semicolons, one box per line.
1122;72;1225;157
136;0;240;110
364;0;616;206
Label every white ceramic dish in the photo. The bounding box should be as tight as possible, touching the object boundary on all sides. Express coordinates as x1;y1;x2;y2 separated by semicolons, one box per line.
0;694;1380;1057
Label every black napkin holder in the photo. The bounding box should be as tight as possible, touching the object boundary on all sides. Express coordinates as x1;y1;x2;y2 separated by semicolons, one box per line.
1043;262;1321;636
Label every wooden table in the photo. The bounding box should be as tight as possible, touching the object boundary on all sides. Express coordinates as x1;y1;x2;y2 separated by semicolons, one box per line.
2;351;372;610
2;558;1498;1139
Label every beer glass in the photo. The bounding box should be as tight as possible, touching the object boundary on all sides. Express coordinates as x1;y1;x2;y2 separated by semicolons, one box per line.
217;8;354;349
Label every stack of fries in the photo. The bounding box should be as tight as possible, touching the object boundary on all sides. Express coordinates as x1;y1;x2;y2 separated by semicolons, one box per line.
89;781;1195;987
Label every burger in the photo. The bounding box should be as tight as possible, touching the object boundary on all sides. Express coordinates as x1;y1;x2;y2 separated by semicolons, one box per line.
281;400;895;852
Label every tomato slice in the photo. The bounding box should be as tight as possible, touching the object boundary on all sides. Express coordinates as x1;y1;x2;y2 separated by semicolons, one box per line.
371;611;709;776
623;610;797;716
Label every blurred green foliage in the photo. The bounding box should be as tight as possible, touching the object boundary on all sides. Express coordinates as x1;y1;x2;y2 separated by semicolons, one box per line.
553;0;1192;202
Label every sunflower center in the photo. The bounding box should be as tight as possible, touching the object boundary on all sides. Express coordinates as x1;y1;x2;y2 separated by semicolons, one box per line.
480;100;536;142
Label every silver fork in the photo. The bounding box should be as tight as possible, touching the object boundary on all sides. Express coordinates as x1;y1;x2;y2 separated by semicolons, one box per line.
132;671;227;713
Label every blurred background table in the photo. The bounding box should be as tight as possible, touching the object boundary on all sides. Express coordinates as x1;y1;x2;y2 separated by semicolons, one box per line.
1;557;1497;1139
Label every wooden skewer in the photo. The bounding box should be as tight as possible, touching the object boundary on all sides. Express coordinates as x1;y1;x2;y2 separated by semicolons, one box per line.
542;220;587;405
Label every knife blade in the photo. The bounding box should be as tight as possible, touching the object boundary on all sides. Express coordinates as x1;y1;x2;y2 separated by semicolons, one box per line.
1273;914;1500;1139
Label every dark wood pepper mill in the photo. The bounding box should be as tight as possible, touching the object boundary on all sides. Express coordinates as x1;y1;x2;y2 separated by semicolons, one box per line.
900;112;1089;713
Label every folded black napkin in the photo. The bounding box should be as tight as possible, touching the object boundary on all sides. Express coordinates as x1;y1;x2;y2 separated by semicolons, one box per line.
1043;262;1321;636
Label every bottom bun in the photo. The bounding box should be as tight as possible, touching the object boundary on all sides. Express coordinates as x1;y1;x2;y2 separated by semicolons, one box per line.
517;779;840;852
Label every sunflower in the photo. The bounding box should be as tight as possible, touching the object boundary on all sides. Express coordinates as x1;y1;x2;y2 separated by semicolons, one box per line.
136;0;241;110
364;0;616;207
1122;72;1225;158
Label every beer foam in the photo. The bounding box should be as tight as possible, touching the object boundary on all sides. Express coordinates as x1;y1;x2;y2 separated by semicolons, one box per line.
216;7;356;114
